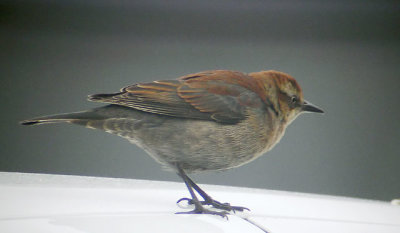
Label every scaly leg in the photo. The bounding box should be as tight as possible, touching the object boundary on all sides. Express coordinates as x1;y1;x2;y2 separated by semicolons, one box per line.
187;176;250;212
176;165;228;218
176;167;249;213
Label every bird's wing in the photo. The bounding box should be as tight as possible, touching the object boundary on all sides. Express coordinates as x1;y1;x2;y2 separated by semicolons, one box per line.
88;70;265;124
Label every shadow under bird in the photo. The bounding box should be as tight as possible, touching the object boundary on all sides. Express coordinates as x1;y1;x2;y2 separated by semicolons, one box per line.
21;70;323;218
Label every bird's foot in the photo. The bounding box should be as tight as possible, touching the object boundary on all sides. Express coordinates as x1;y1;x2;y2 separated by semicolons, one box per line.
177;197;250;213
176;200;228;219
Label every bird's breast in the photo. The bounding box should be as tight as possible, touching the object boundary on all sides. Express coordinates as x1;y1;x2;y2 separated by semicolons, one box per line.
228;107;286;165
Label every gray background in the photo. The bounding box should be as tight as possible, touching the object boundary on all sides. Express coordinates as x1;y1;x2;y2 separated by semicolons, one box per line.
1;0;399;201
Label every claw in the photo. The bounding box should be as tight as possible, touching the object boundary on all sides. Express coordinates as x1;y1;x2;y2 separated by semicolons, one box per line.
176;197;192;204
176;197;250;213
231;206;250;213
200;199;250;212
176;205;229;219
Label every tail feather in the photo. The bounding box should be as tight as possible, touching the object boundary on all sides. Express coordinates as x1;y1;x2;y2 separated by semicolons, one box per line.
20;105;157;141
20;111;102;126
88;93;121;101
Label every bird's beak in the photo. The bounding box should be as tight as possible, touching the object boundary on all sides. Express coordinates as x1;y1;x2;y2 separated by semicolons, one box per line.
302;100;324;113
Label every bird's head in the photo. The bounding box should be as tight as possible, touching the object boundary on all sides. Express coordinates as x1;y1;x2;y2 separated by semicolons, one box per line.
250;70;324;124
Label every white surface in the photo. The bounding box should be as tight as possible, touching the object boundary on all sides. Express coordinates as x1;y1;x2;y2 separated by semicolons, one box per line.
0;172;399;233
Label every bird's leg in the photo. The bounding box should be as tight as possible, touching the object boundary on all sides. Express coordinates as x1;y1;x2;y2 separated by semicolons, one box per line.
188;176;250;212
176;166;228;218
178;169;250;212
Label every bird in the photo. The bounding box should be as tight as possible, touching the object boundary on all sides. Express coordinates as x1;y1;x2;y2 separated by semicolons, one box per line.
21;69;323;218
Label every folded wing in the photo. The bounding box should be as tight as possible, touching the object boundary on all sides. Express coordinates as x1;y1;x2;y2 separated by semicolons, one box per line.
88;70;264;124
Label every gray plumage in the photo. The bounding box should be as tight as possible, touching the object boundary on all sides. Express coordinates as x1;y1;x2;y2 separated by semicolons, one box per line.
21;104;280;173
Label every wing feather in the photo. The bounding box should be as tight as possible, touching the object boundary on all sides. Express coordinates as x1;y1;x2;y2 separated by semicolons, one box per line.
88;70;265;124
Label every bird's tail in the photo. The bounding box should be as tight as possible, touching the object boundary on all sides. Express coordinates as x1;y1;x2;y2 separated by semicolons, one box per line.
20;105;146;140
20;111;103;126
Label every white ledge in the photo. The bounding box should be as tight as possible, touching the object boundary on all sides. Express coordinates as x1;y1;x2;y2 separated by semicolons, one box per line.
0;172;399;233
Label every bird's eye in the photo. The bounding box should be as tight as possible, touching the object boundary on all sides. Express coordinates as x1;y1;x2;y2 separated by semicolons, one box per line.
289;96;299;108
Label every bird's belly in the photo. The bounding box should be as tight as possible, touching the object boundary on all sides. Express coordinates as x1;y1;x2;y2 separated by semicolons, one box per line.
129;117;281;173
